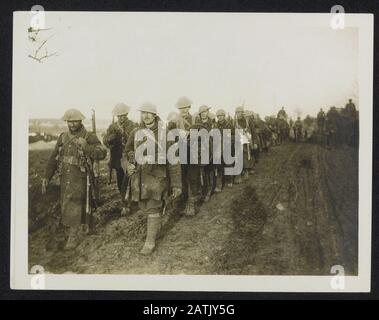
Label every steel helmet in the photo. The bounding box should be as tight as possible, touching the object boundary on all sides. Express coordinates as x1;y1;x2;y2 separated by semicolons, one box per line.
199;105;210;114
112;103;130;116
138;102;158;115
235;106;244;113
216;109;226;117
61;108;85;121
175;96;192;109
167;111;179;122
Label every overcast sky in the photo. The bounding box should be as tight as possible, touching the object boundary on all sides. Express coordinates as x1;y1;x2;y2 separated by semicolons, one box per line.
14;12;358;122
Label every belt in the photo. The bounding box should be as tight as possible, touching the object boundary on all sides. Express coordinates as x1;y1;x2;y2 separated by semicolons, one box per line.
61;155;81;166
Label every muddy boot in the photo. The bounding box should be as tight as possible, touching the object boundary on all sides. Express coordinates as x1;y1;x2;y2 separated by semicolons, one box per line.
120;205;131;217
214;174;222;193
185;200;196;216
203;188;212;202
234;175;242;184
243;170;249;180
140;214;161;255
64;227;80;251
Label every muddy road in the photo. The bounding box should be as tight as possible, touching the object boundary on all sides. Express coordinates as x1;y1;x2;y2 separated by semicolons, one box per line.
29;142;358;275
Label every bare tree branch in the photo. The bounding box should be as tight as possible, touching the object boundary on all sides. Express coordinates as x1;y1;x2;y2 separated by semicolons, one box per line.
28;52;58;63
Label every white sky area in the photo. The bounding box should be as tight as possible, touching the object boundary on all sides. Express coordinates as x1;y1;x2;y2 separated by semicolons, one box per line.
14;12;358;122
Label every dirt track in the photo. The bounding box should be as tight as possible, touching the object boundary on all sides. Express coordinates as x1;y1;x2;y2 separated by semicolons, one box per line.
28;142;358;275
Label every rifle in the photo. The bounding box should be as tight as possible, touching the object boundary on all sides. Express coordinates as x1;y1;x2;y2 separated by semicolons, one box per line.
108;115;115;185
91;108;100;202
77;144;97;233
124;151;136;202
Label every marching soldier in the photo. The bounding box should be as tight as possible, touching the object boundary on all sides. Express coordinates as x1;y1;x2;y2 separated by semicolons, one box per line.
277;106;288;121
294;116;303;143
215;109;234;190
42;109;107;250
325;107;339;148
344;99;357;119
234;106;255;183
343;99;359;147
123;102;182;255
317;108;326;139
173;96;199;216
103;103;137;216
195;105;215;202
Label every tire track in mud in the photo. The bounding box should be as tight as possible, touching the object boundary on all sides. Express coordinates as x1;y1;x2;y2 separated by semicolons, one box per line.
286;145;327;274
212;143;302;274
317;147;358;274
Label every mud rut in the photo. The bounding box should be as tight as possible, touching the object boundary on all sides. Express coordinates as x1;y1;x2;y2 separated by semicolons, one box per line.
29;142;358;275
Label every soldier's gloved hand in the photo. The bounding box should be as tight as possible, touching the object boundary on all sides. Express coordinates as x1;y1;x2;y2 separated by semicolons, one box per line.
41;178;48;195
76;137;88;149
126;162;136;176
172;188;182;199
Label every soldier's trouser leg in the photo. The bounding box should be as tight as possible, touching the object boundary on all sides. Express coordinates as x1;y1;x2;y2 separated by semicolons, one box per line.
64;225;82;250
139;199;163;255
214;166;223;192
116;167;125;194
203;166;213;202
120;172;131;216
181;165;189;199
185;165;201;216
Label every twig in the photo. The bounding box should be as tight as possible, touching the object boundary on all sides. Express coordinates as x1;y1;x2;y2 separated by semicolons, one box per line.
28;52;58;63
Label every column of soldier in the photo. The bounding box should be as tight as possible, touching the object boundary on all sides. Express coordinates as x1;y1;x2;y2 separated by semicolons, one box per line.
41;96;357;255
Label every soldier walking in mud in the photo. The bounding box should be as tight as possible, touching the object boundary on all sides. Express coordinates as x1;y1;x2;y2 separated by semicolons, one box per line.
277;106;288;121
103;103;137;216
343;99;359;147
173;96;199;216
41;109;107;250
294;116;303;143
325;107;339;148
317;108;326;143
195;105;215;202
234;106;255;183
214;109;234;189
124;102;182;255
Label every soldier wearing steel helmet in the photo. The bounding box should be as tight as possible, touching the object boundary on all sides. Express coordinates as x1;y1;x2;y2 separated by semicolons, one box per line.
103;103;137;216
214;108;235;190
194;105;215;203
42;108;107;250
234;106;255;183
172;96;199;216
123;102;182;255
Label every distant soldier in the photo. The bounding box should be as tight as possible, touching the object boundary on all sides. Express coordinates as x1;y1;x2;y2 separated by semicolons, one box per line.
215;109;234;189
276;108;290;143
124;102;182;255
195;105;215;202
317;108;326;135
345;99;357;119
234;106;255;183
42;109;107;250
103;103;137;216
294;116;302;143
325;107;339;148
277;106;288;121
343;99;359;147
246;111;261;163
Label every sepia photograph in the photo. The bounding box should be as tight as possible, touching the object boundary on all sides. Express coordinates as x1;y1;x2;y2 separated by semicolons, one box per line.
11;11;373;291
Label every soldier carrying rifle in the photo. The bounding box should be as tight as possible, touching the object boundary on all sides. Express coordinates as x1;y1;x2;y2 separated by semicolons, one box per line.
103;103;137;216
42;109;107;250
